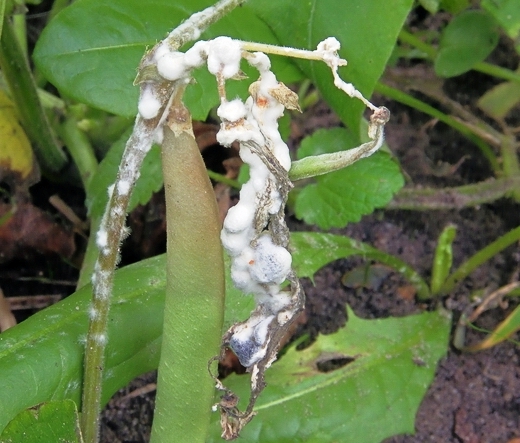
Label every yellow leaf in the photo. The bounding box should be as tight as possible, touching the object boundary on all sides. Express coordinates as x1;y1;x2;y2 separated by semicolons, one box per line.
0;90;34;180
466;304;520;351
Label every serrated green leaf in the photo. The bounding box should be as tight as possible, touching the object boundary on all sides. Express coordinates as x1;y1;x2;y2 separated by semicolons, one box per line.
207;307;451;443
33;0;302;120
248;0;414;138
0;229;439;436
435;10;499;77
85;128;163;219
0;400;82;443
477;77;520;120
293;128;404;229
482;0;520;47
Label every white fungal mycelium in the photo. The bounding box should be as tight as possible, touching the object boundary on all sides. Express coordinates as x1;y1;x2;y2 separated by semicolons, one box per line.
137;85;162;119
215;47;301;370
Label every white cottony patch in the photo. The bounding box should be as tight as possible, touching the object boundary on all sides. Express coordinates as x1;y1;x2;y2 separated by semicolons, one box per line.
317;37;341;58
223;202;255;234
117;179;131;196
153;126;164;145
229;314;274;367
246;52;271;73
107;183;115;199
111;206;124;218
217;99;247;123
207;37;242;79
89;306;99;320
138;85;161;119
156;51;188;81
219;50;295;306
94;334;107;345
250;235;292;284
184;41;209;68
96;229;108;249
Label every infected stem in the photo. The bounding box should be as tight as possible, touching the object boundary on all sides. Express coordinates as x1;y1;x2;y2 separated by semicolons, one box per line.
289;106;390;181
81;2;246;442
81;117;155;443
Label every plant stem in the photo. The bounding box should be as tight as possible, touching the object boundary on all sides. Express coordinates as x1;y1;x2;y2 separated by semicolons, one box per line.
151;99;225;443
387;177;520;210
374;82;500;173
11;12;26;58
290;107;390;181
399;29;520;85
207;169;241;188
441;225;520;295
398;29;436;58
59;117;98;190
81;117;155;443
473;61;520;84
0;14;67;174
500;135;520;202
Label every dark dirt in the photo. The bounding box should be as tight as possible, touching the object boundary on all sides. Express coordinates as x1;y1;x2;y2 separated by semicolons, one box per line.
1;7;520;443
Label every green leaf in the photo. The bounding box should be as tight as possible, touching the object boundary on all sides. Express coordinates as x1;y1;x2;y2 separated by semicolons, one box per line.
430;224;456;295
478;76;520;119
293;128;404;229
33;0;302;120
208;307;451;442
290;232;430;299
418;0;440;14
482;0;520;53
0;400;82;443
435;10;500;77
0;254;166;434
85;128;163;219
439;0;469;14
0;0;5;38
248;0;414;137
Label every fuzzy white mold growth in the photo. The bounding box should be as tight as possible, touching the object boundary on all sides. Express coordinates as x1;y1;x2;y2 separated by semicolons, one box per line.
184;41;209;68
96;229;108;250
156;51;188;81
138;85;162;119
207;36;242;79
217;98;247;122
228;314;274;367
214;47;304;399
249;235;292;285
117;180;131;196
